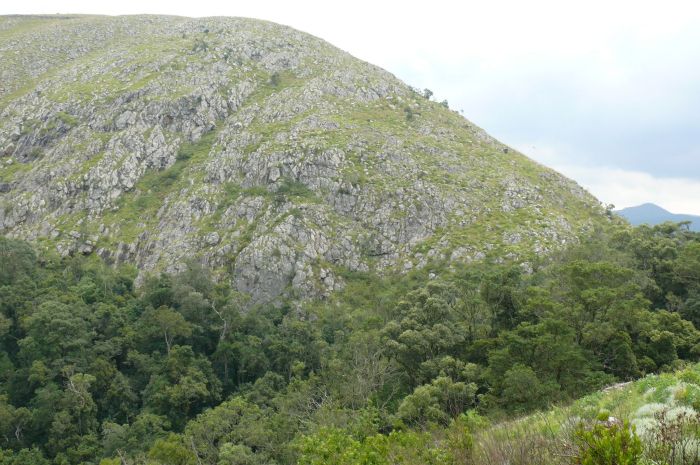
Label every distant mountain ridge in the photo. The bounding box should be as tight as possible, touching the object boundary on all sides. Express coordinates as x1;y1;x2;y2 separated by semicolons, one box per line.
617;203;700;231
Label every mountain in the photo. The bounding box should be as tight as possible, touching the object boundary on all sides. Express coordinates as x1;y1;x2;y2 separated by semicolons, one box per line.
0;15;608;304
617;203;700;231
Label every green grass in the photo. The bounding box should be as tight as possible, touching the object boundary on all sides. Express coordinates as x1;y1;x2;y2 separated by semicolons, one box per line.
0;161;32;182
475;363;700;441
39;33;193;104
241;185;270;197
68;151;106;182
100;128;220;244
176;129;219;162
275;178;316;201
443;363;700;464
198;182;245;233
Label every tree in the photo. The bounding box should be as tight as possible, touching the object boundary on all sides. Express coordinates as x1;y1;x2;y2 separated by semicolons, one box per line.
396;376;477;427
217;443;262;465
454;284;490;344
148;434;195;465
182;397;272;465
499;364;556;413
44;372;100;464
487;319;600;404
674;242;700;292
583;326;640;379
0;397;30;450
329;330;399;410
0;237;36;286
480;266;522;333
102;413;170;458
141;306;192;355
0;448;50;465
142;346;221;428
382;282;467;385
141;274;174;309
18;300;95;371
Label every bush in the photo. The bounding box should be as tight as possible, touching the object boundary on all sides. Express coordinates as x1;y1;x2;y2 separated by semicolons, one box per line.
643;407;700;465
573;420;642;465
296;428;450;465
274;178;314;201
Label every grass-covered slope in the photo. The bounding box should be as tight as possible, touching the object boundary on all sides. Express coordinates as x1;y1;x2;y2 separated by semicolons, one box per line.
0;15;609;304
463;363;700;464
294;364;700;464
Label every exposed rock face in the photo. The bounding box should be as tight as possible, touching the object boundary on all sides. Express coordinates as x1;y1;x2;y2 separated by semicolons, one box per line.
0;15;608;304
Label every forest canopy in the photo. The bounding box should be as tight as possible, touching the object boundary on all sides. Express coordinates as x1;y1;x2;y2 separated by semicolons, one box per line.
0;221;699;464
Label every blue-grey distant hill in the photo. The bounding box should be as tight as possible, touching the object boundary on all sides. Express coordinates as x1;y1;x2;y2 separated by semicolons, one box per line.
617;203;700;231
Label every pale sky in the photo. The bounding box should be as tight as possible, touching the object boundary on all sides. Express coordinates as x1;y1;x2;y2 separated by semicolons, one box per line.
4;0;700;214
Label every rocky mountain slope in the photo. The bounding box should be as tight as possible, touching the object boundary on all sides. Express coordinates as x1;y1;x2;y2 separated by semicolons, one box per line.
0;15;608;303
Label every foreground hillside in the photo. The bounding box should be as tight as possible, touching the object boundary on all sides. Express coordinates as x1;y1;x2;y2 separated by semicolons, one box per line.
299;362;700;464
470;362;700;464
1;221;699;464
0;15;607;304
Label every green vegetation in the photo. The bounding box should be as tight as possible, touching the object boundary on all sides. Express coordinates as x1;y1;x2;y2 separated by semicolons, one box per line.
275;178;316;203
1;14;699;465
176;130;219;162
0;221;699;464
100;129;219;243
573;421;643;465
54;111;78;127
0;161;32;183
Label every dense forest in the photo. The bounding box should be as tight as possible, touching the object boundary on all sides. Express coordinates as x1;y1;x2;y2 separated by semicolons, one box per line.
1;221;700;464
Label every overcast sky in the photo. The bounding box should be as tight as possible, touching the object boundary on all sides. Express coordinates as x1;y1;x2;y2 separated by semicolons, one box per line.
4;0;700;214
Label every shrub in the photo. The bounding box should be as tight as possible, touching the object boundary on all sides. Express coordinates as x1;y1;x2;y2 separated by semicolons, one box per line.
275;178;314;201
473;414;568;465
296;428;450;465
445;412;485;463
644;407;700;465
573;420;642;465
192;39;208;52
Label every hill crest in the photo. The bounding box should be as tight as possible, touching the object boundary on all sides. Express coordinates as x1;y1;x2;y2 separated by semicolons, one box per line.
0;15;608;303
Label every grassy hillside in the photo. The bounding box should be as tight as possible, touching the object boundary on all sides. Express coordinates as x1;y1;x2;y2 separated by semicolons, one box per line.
463;363;700;464
293;365;700;465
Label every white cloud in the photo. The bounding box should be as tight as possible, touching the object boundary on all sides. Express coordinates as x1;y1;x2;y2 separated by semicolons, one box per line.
513;141;700;215
551;164;700;216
